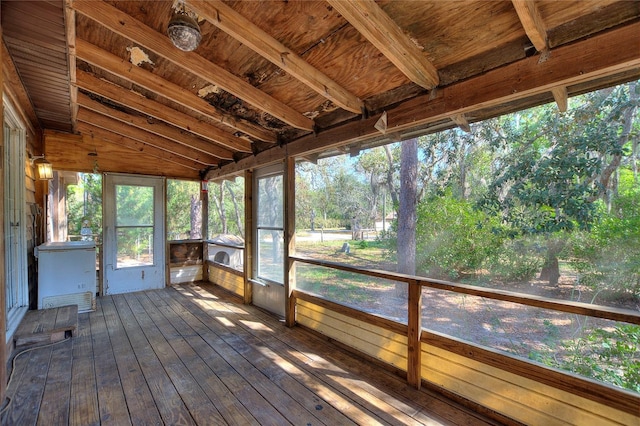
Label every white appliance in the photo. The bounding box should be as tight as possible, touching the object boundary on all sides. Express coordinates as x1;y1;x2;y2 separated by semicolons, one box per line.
35;241;96;312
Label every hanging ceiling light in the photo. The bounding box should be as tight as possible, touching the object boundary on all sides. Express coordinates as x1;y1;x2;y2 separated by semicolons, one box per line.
167;7;201;52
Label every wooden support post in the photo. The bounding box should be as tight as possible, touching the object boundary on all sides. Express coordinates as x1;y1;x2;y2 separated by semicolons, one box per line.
0;25;7;407
284;157;296;327
201;180;209;282
407;279;422;389
243;169;253;304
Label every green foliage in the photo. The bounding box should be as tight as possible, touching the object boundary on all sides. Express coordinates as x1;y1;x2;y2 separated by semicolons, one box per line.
66;173;102;239
534;325;640;393
569;169;640;298
167;179;201;239
482;236;544;282
208;178;245;238
415;194;502;279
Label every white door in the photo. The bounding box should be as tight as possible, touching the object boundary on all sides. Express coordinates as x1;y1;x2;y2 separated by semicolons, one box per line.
103;173;165;295
252;165;285;317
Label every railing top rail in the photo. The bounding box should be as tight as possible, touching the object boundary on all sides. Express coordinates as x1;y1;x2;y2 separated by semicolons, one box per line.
291;255;640;325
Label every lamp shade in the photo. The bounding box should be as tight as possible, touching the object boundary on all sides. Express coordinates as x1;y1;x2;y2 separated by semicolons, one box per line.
36;159;53;180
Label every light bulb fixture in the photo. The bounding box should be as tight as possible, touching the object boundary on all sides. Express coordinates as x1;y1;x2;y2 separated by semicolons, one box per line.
167;8;201;52
30;155;54;180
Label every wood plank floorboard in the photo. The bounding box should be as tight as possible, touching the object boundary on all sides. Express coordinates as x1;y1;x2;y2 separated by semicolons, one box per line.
2;283;503;425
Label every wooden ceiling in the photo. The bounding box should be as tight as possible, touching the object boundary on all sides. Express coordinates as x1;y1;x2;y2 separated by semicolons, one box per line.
2;0;640;180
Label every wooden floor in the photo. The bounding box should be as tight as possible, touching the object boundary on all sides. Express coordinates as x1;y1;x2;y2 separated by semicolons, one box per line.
2;283;502;425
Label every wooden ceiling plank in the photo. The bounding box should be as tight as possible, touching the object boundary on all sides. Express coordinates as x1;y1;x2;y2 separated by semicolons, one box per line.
551;86;568;112
72;0;314;131
209;20;640;179
45;130;200;178
77;107;220;166
75;120;207;170
77;92;233;160
327;0;439;89
76;69;252;153
511;0;547;52
2;42;40;134
75;38;276;143
187;0;363;114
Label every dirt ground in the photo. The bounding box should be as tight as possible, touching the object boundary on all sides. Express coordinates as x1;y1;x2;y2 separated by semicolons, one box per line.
295;240;639;361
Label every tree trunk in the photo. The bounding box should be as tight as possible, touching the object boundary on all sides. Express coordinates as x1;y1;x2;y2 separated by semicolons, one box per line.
189;194;202;239
396;138;418;297
539;238;565;286
225;181;244;237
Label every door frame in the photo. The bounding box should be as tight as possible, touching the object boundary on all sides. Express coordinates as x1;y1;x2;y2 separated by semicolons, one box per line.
3;94;28;341
103;173;165;295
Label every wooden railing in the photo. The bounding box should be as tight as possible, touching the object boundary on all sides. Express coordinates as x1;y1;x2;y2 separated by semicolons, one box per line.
289;255;640;416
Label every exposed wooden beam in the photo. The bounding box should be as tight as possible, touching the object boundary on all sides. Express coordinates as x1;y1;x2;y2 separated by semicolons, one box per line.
77;92;233;161
44;130;200;179
72;0;314;131
551;86;568;112
327;0;439;89
75;38;276;143
75;121;204;171
187;0;363;114
76;70;252;153
511;0;547;52
64;0;78;132
451;114;471;133
77;107;220;166
209;21;640;179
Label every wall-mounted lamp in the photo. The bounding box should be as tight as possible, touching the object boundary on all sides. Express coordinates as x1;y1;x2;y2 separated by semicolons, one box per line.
30;155;54;180
167;4;201;52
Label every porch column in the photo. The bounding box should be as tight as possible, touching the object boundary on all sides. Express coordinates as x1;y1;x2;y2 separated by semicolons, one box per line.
243;169;253;305
407;279;422;389
284;157;296;327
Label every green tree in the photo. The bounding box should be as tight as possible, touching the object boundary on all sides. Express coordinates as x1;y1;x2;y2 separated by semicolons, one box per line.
66;173;102;240
167;179;201;239
480;82;639;285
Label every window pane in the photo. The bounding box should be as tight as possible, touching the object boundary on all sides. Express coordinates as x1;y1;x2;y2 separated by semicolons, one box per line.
257;229;283;283
117;227;154;267
296;262;407;323
116;185;153;226
257;175;283;228
207;177;245;240
167;179;201;240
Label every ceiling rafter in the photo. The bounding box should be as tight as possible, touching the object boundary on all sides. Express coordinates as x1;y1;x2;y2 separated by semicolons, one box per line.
511;0;547;52
326;0;439;90
64;0;78;131
186;0;363;114
76;69;252;153
72;0;315;131
451;114;471;133
78;108;220;165
209;20;640;179
551;86;568;112
75;38;276;143
75;122;205;171
78;92;233;161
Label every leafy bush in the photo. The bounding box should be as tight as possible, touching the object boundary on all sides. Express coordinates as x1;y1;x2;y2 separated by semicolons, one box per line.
415;195;502;280
483;236;544;282
569;170;640;300
533;324;640;393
